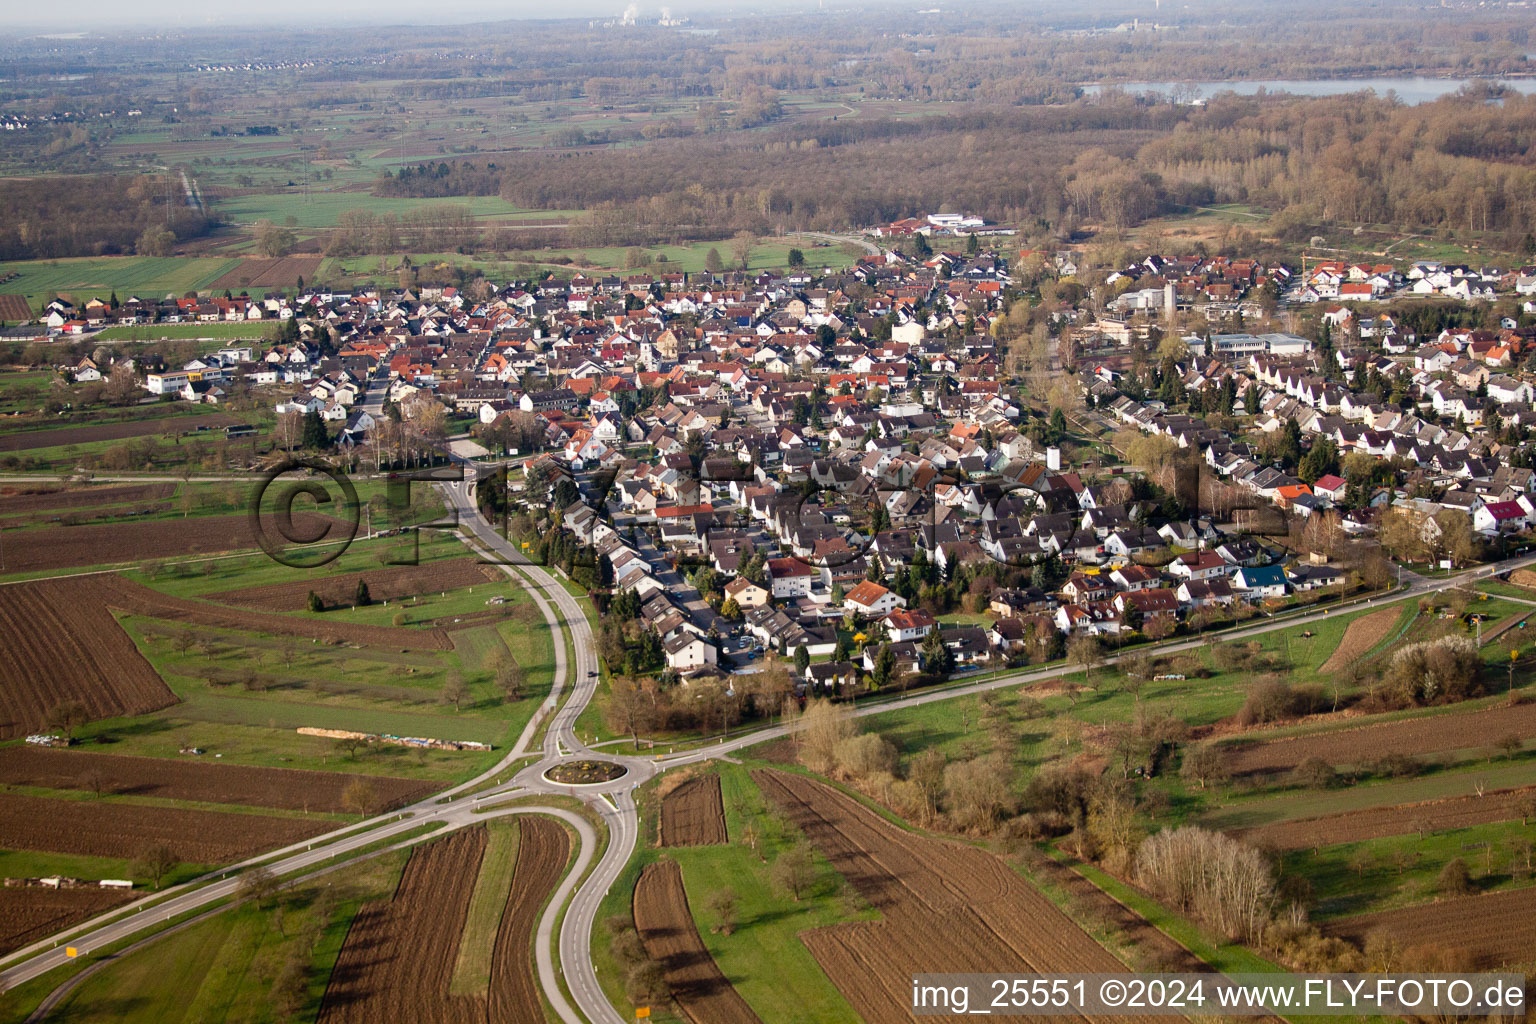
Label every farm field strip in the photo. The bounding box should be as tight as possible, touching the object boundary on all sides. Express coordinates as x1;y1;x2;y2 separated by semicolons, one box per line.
1323;886;1536;968
0;415;236;454
316;826;488;1024
755;770;1160;1024
0;888;133;958
95;572;455;650
659;775;727;847
0;574;175;741
0;746;438;814
488;816;569;1021
315;817;570;1023
0;514;347;574
1240;784;1536;850
1222;700;1536;776
1318;606;1401;674
209;556;500;611
0;792;330;864
0;483;175;514
633;859;762;1024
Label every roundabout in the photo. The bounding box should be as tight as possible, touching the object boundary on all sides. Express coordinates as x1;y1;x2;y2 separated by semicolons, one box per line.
543;759;628;786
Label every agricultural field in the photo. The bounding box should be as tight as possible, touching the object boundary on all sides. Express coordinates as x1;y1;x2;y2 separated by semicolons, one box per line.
0;746;437;814
0;414;237;454
0;574;176;741
206;256;324;292
0;887;133;958
1323;887;1536;969
659;774;728;847
0;257;244;307
1220;699;1536;777
1242;785;1536;851
316;817;570;1023
633;860;761;1024
755;769;1157;1024
0;792;330;863
210;557;502;612
594;763;869;1024
0;513;352;574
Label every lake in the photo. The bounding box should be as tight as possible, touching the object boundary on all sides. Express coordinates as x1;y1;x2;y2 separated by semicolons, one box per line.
1085;77;1536;104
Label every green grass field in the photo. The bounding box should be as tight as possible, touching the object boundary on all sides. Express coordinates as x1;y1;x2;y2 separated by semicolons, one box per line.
448;820;520;996
214;192;545;229
1289;819;1536;920
0;257;243;306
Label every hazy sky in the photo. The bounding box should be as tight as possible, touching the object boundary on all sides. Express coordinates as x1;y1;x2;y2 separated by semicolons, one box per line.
6;0;802;29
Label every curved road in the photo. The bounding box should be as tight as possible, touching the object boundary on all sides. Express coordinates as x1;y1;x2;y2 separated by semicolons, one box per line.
7;468;1536;1020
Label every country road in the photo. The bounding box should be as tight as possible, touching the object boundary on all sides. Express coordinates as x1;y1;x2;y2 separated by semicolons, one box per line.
5;462;1536;1019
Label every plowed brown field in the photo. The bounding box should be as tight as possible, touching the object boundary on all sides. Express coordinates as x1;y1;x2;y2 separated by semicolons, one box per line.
0;483;175;514
0;575;175;740
0;415;235;453
1224;701;1536;776
1243;786;1536;851
755;770;1160;1024
0;887;132;956
0;746;438;813
96;573;453;650
0;793;329;863
660;775;727;847
318;827;488;1024
1318;607;1400;674
208;256;322;291
319;819;572;1024
0;512;344;572
1324;887;1536;968
633;860;761;1024
211;557;499;612
488;816;570;1021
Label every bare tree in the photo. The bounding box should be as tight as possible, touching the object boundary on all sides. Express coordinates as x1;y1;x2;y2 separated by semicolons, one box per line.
133;843;180;890
770;842;815;902
341;778;378;817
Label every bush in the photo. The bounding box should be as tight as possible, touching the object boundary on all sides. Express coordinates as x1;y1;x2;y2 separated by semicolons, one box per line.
306;591;325;613
833;733;897;780
1135;826;1277;942
1437;857;1473;897
1384;635;1483;706
1371;752;1422;778
1291;756;1339;789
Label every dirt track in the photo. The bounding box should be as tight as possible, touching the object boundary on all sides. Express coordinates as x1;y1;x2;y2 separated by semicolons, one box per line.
1223;701;1536;776
0;574;176;740
0;793;330;863
1324;887;1536;968
660;775;728;847
1243;786;1536;851
633;860;762;1024
0;746;438;813
211;557;500;612
755;769;1160;1024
